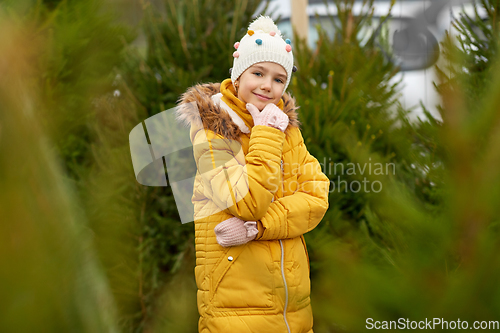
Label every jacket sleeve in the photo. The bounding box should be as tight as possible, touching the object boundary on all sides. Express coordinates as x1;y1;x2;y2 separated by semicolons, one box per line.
254;129;330;240
193;125;285;221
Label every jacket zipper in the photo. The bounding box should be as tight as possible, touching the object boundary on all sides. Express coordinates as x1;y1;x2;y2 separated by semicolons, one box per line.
280;239;291;333
279;159;291;333
280;160;284;197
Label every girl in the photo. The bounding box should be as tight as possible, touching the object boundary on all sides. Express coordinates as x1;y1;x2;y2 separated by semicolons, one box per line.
177;16;329;333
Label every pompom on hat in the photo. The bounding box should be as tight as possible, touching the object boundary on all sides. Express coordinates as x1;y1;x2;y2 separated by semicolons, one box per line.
231;15;294;94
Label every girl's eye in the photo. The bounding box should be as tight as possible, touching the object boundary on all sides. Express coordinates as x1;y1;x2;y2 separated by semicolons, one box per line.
253;72;262;76
275;78;284;83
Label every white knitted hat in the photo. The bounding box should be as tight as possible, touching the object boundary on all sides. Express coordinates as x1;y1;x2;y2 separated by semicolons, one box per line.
231;15;294;94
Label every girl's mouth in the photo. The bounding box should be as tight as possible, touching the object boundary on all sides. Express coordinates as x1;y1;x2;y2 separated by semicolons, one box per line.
254;93;271;101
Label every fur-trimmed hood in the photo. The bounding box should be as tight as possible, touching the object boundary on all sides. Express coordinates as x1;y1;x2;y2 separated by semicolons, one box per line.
176;82;300;142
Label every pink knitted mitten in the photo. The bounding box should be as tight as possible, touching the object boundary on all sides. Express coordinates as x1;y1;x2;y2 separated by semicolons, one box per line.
247;103;289;132
214;217;259;247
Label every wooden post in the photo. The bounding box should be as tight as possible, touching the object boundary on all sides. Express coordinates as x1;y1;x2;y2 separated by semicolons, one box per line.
290;0;309;44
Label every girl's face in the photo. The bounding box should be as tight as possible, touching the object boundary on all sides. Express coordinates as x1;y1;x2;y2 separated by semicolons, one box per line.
235;62;287;111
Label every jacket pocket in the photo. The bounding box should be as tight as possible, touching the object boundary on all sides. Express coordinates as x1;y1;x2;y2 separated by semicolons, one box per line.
210;241;275;310
294;235;312;307
300;234;310;275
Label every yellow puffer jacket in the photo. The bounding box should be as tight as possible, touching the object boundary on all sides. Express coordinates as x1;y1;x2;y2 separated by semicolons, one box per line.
177;82;329;333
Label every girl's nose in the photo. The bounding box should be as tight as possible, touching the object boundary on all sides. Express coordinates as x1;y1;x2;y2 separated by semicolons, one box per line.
261;79;272;91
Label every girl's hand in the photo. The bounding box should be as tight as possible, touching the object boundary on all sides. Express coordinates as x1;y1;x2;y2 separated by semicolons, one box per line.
214;217;259;247
247;103;289;132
